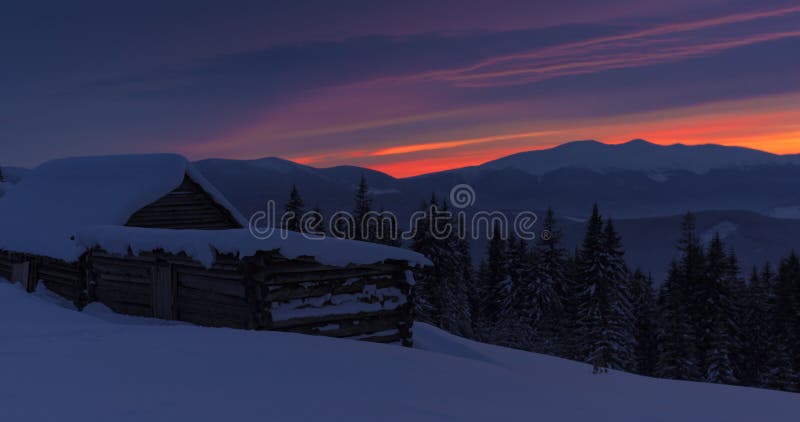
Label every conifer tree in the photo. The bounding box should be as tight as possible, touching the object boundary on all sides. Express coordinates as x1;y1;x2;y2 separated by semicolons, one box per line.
700;234;737;384
575;205;606;368
741;265;773;386
630;269;658;376
656;261;700;380
352;175;373;241
282;184;305;232
575;206;634;372
526;208;567;354
410;197;443;325
767;252;800;391
479;222;509;340
440;214;475;338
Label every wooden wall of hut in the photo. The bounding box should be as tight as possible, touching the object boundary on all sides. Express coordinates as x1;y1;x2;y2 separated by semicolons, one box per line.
124;175;242;230
0;250;85;302
36;256;85;304
0;250;16;282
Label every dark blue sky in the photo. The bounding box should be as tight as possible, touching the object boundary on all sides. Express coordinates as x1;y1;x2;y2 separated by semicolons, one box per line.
2;0;799;176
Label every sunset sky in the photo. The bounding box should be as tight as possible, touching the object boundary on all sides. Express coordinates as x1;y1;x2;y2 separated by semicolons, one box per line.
3;1;800;177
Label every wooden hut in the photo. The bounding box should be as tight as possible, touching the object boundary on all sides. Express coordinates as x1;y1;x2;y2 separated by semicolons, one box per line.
0;154;425;346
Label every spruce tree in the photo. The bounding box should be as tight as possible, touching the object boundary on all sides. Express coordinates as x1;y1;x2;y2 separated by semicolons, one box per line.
480;222;509;340
700;234;737;384
526;208;567;355
282;184;305;232
630;269;658;376
575;204;606;369
741;264;773;386
442;215;475;338
767;252;800;391
352;175;373;241
656;260;700;380
410;197;443;325
575;206;634;372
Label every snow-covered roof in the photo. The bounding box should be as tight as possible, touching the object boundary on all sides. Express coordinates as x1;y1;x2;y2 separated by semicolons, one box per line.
0;154;429;268
0;154;246;261
74;226;430;268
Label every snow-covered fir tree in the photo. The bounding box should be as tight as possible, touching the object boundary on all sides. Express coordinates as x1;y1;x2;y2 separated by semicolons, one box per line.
476;223;510;341
766;252;800;392
740;265;774;386
630;269;658;376
525;208;568;355
699;234;738;384
575;206;634;372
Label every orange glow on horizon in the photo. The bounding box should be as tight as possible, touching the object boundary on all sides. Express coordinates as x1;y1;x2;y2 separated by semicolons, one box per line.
364;135;800;178
200;93;800;179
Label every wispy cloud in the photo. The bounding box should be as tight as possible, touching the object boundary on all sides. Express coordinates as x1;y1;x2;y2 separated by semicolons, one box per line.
418;5;800;87
370;130;561;156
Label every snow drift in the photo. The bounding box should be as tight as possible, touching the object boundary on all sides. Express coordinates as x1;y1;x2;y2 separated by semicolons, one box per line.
0;280;796;422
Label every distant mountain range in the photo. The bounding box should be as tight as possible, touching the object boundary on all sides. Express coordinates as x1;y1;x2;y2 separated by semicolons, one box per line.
5;140;800;279
193;139;800;221
192;139;800;279
479;139;800;175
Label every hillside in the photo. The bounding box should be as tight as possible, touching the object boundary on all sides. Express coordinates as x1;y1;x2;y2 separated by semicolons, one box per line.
1;280;797;421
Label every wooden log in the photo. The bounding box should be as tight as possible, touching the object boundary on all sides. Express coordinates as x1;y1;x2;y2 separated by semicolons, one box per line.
94;272;152;285
264;276;399;302
258;267;404;285
40;281;79;300
177;285;249;307
95;288;150;306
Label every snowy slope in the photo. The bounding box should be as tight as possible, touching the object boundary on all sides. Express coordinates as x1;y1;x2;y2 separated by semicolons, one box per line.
1;280;796;422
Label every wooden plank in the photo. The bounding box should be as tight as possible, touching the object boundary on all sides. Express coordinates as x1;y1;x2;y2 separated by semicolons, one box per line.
258;267;404;285
95;272;152;285
40;281;79;300
177;285;249;307
10;262;30;284
152;264;174;320
264;276;398;302
36;267;81;282
177;273;246;297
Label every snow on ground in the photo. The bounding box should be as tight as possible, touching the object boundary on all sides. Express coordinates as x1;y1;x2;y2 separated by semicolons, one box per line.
1;280;797;422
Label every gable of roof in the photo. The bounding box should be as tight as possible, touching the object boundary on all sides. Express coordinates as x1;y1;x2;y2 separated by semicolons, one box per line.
125;174;243;230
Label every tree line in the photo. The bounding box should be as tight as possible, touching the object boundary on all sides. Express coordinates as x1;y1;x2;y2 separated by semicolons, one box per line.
280;180;800;392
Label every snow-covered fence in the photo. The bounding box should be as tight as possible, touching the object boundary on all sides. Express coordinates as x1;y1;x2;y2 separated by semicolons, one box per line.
0;246;416;345
244;251;413;345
